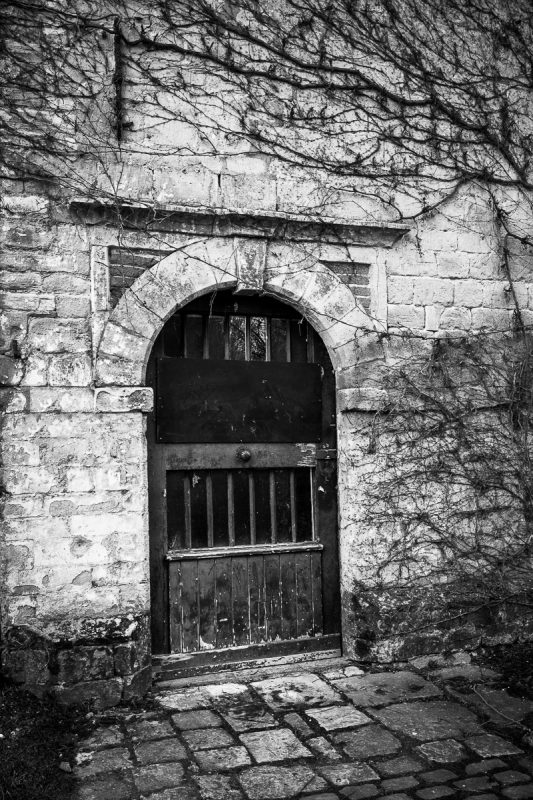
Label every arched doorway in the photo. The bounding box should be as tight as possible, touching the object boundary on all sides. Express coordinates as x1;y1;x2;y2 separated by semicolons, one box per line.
147;290;341;664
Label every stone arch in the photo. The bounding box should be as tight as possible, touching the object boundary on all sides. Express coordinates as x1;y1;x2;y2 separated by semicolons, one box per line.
95;237;380;387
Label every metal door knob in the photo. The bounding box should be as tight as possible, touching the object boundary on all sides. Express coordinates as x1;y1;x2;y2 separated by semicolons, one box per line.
237;448;252;462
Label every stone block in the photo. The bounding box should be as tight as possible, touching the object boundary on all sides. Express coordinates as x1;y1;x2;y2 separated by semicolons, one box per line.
56;296;91;318
43;274;89;293
413;278;453;306
471;307;513;331
57;647;114;683
439;307;472;331
387;276;414;304
94;386;154;413
153;166;218;206
457;232;495;253
52;677;123;709
453;279;483;307
436;254;469;279
123;665;152;701
387;304;425;329
221;175;277;211
3;648;49;686
29;387;94;412
28;318;91;354
22;353;50;386
2;291;56;313
48;354;92;386
0;354;23;385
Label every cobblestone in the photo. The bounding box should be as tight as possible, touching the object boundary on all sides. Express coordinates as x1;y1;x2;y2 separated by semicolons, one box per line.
319;763;380;786
194;745;252;771
420;769;458;784
502;787;533;799
416;786;456;799
239;728;312;762
466;734;523;758
72;662;533;800
333;725;401;758
181;727;236;750
381;776;420;791
416;739;465;762
465;759;509;774
375;756;426;776
134;738;187;765
495;771;532;785
340;784;379;798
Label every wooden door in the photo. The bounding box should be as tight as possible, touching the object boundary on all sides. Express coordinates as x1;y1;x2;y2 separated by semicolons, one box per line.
147;291;340;659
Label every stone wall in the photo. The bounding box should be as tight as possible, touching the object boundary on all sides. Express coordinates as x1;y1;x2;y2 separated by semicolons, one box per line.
2;162;533;705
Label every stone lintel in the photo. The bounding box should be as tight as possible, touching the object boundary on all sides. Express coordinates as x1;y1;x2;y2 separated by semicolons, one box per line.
94;386;154;413
70;198;409;248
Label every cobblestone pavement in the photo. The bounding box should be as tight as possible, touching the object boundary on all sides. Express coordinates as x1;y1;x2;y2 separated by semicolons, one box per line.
73;656;533;800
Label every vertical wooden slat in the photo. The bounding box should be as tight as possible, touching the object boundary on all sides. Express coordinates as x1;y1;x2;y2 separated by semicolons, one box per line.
202;314;209;359
249;473;256;545
245;316;251;361
198;558;216;650
254;470;271;545
286;318;292;362
289;470;297;542
306;323;315;363
280;553;297;640
295;552;313;638
224;315;230;360
232;557;250;646
269;471;277;544
310;551;323;636
249;556;266;643
212;470;229;547
215;557;233;648
310;468;316;541
180;559;200;651
168;562;183;653
206;474;214;548
184;475;192;549
227;472;235;546
265;554;281;641
265;317;271;362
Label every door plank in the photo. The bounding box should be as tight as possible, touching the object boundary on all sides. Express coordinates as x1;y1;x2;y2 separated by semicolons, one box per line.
295;552;314;638
168;562;183;653
231;557;250;646
264;554;281;641
280;553;297;640
248;555;266;643
215;557;233;648
310;551;324;636
180;560;200;652
198;558;216;651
